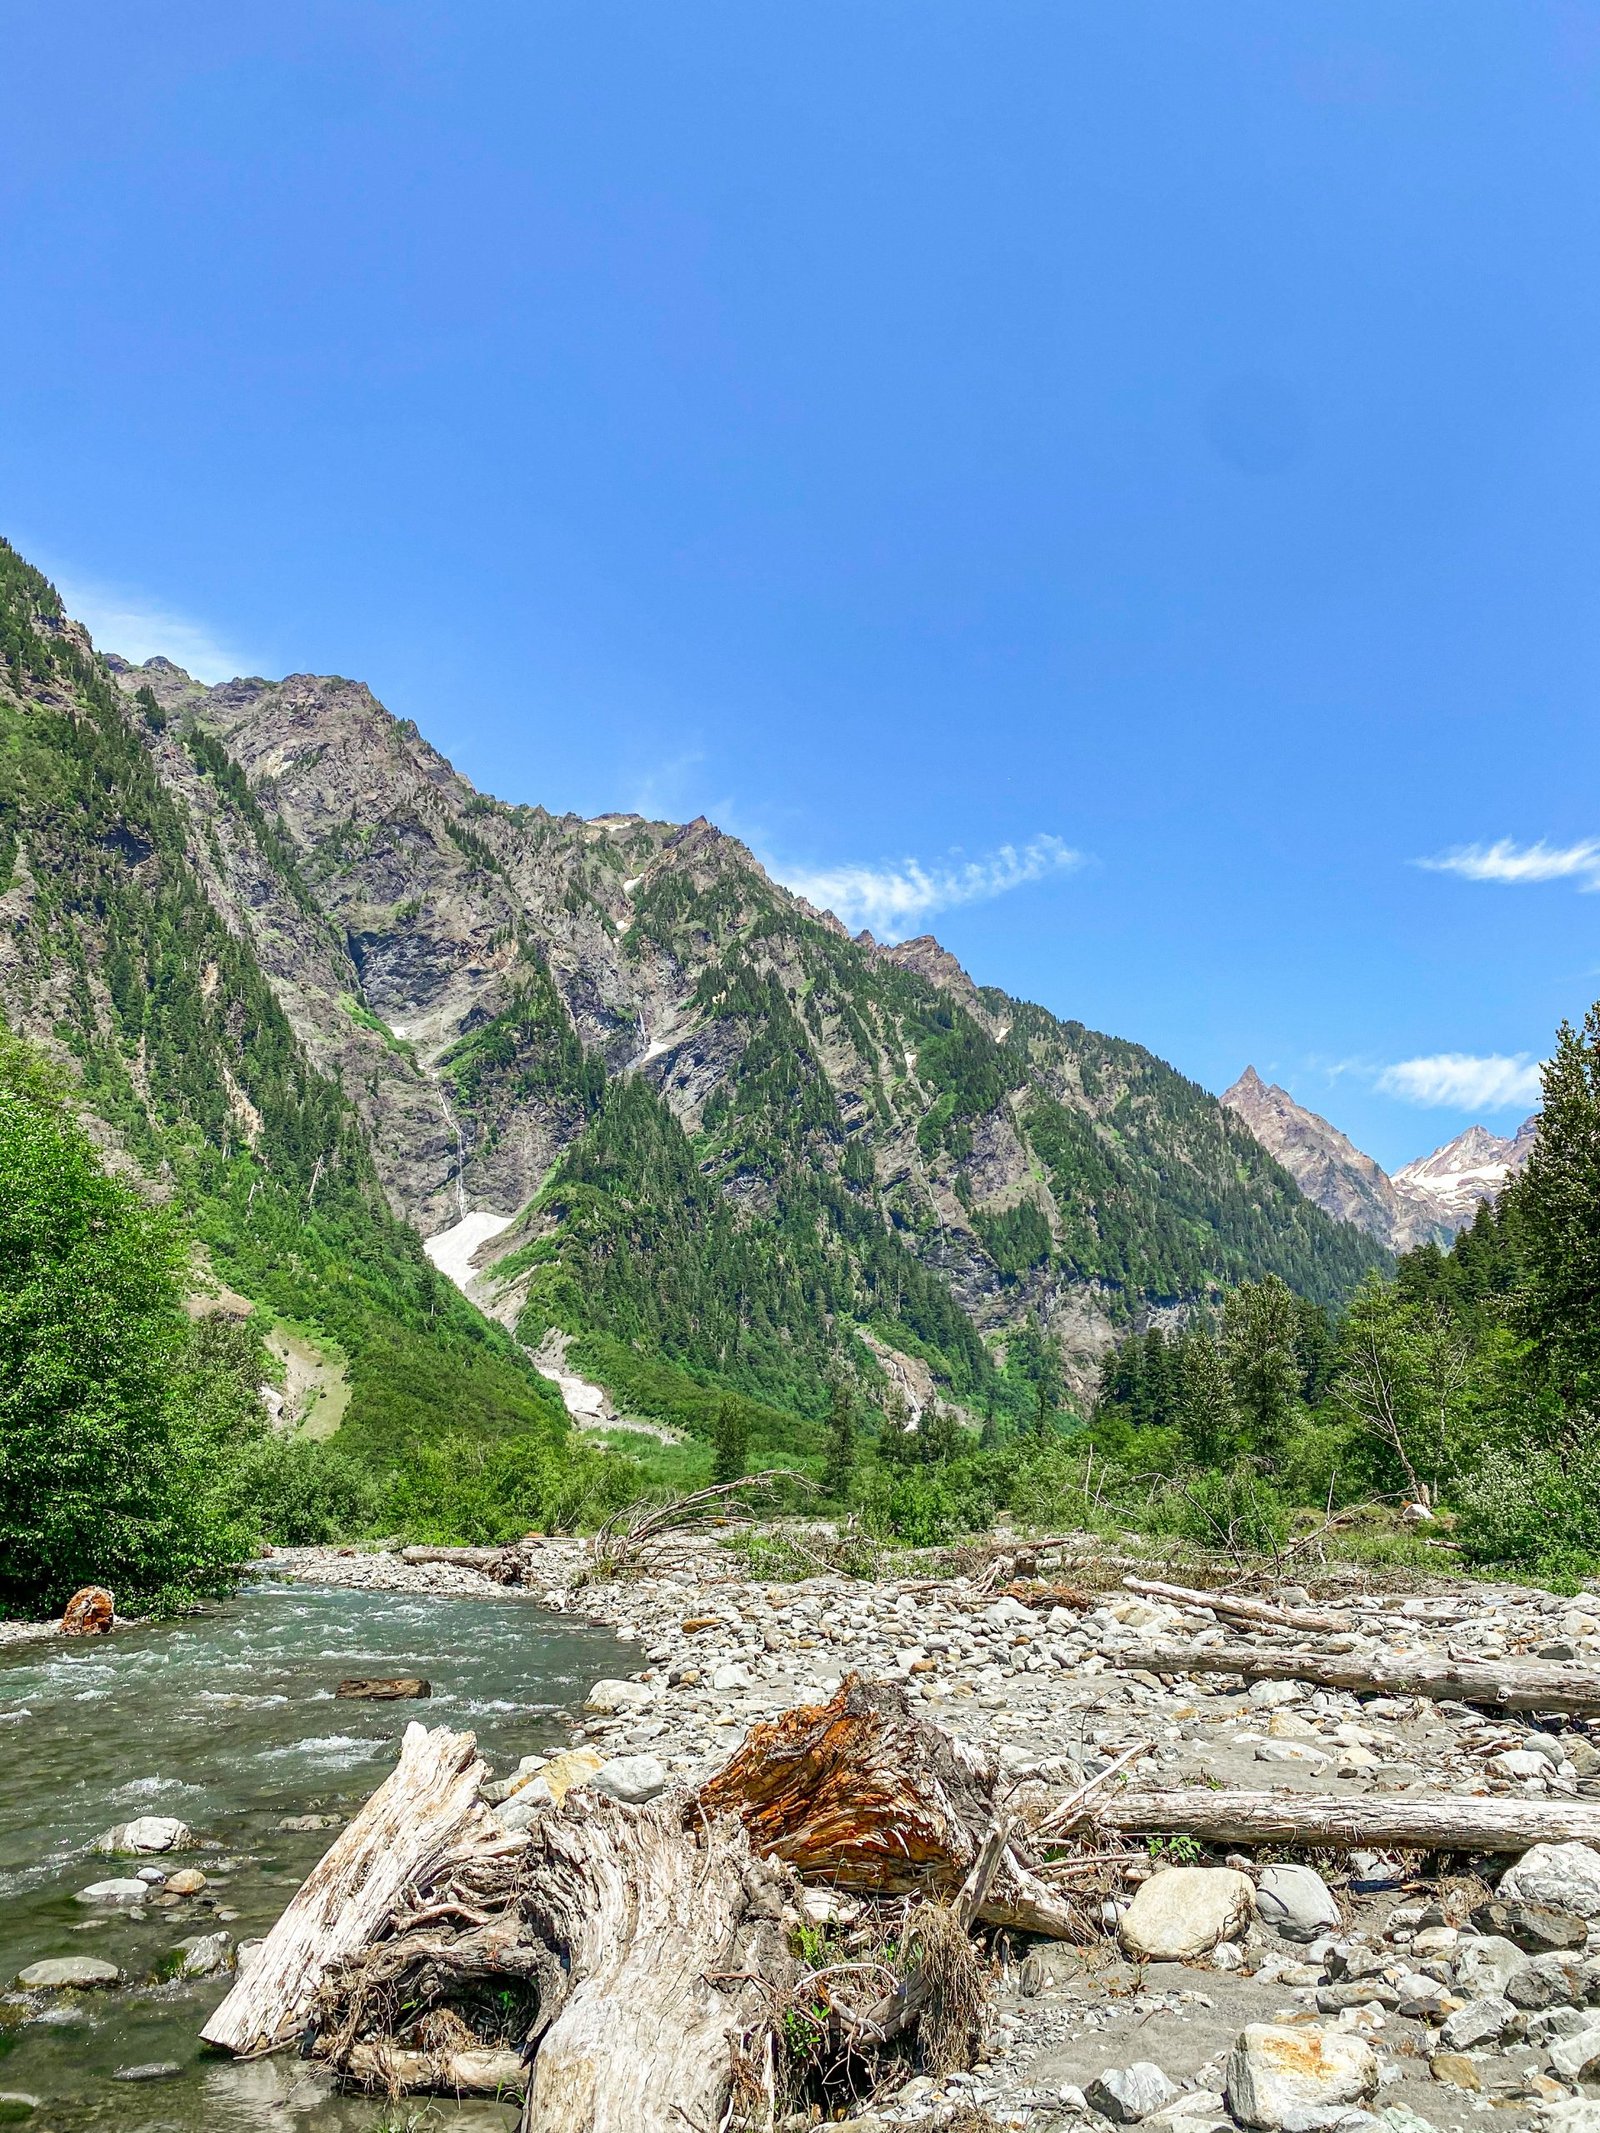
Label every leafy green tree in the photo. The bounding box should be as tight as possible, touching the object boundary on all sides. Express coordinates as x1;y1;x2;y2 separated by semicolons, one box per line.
0;1037;244;1610
1333;1275;1472;1504
1222;1276;1304;1463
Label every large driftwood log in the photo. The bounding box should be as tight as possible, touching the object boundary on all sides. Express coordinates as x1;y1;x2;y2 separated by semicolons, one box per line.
1122;1577;1348;1635
202;1722;494;2055
1123;1640;1600;1714
699;1675;1084;1939
517;1794;791;2133
1101;1789;1600;1852
399;1545;508;1568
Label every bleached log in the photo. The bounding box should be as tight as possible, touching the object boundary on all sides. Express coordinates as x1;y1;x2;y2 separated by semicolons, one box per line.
202;1722;493;2056
343;2044;525;2095
1101;1788;1600;1853
399;1545;507;1568
517;1793;791;2133
699;1674;1085;1939
1121;1640;1600;1714
1121;1577;1348;1634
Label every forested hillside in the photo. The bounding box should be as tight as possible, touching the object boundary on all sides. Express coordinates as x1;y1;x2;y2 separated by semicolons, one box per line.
0;533;1384;1500
0;539;628;1551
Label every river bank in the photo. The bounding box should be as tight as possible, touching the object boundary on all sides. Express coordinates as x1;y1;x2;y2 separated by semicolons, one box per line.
264;1536;1600;2130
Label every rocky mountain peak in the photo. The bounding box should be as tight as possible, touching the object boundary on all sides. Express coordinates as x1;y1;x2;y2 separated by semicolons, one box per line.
878;934;980;1005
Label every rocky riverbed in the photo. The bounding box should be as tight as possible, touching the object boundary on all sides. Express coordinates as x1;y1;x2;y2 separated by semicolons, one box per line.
262;1537;1600;2132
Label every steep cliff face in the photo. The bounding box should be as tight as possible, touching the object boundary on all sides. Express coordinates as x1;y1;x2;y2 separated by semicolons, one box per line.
1221;1067;1444;1253
1222;1066;1537;1251
110;651;1383;1414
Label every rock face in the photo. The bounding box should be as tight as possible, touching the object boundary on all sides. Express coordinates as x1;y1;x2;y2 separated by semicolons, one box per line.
1221;1069;1442;1251
1393;1117;1538;1232
1119;1866;1254;1961
1224;2022;1377;2132
1222;1066;1538;1249
60;1586;113;1636
58;636;1382;1405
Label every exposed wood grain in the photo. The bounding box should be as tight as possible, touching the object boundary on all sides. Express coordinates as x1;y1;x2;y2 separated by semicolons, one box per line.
201;1722;492;2056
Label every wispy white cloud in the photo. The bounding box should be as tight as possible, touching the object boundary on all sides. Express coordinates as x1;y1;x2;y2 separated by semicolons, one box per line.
1416;838;1600;890
768;833;1084;940
55;575;259;685
1376;1052;1544;1110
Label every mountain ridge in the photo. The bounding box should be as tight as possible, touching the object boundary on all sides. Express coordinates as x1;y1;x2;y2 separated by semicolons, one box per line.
107;640;1384;1412
1222;1066;1535;1251
0;529;1387;1479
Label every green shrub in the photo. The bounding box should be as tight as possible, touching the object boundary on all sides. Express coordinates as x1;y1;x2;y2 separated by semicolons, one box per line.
1454;1446;1600;1584
0;1038;251;1611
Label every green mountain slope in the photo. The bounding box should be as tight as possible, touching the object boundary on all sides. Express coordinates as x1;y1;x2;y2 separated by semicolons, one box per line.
0;531;1385;1476
0;538;600;1501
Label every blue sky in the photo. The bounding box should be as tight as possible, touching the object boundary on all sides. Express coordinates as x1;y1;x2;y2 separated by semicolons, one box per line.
4;3;1598;1170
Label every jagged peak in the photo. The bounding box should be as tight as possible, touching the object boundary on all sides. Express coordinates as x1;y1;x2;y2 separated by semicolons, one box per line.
879;933;980;1003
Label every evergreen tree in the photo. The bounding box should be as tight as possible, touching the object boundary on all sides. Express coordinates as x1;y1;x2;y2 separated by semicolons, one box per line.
1507;1008;1600;1414
712;1397;749;1484
918;1400;961;1465
822;1376;857;1501
1175;1330;1239;1468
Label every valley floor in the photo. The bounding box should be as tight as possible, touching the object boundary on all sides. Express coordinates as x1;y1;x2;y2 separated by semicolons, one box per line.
266;1536;1600;2131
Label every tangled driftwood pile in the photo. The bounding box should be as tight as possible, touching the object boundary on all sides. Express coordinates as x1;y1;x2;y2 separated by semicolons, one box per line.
201;1677;1128;2129
201;1638;1600;2130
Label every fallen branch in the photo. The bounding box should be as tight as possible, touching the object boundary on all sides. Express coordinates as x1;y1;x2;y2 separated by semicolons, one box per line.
588;1471;816;1578
1102;1788;1600;1853
1121;1640;1600;1715
1122;1577;1347;1635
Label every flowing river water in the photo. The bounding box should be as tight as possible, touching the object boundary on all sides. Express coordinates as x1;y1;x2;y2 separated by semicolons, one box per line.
0;1582;624;2132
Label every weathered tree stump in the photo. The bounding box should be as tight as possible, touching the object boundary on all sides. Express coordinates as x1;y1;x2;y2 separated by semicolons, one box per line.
202;1722;494;2055
699;1675;1083;1938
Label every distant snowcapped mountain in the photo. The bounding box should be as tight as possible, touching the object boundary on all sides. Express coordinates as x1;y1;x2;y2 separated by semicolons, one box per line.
1392;1116;1538;1231
1222;1067;1536;1252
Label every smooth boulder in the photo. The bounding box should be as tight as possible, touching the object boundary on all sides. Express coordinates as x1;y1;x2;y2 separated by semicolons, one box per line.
16;1957;121;1990
1499;1841;1600;1920
93;1816;191;1856
75;1879;150;1907
170;1932;231;1979
1085;2062;1180;2124
589;1754;668;1805
1120;1867;1254;1962
1225;2023;1376;2132
583;1678;652;1714
1256;1865;1339;1943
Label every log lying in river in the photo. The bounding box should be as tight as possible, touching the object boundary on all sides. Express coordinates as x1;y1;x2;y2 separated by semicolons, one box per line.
202;1722;493;2055
1100;1788;1600;1853
1122;1640;1600;1714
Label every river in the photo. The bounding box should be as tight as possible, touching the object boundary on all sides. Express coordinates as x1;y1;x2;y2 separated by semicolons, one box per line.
0;1581;624;2131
